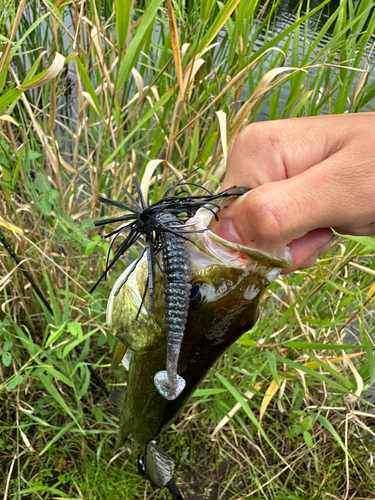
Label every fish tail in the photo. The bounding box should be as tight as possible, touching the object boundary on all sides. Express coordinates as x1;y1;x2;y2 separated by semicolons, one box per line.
110;341;127;372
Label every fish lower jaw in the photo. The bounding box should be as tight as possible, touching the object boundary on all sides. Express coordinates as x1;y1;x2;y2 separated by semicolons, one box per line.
154;371;186;400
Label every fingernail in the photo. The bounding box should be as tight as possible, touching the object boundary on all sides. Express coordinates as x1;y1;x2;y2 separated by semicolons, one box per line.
210;218;243;245
317;240;332;256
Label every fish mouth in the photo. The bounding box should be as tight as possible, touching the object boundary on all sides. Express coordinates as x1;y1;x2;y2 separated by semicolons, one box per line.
186;186;292;272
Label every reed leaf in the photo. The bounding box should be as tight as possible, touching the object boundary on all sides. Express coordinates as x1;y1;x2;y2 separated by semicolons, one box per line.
116;0;132;49
116;0;164;90
197;0;241;54
166;0;183;99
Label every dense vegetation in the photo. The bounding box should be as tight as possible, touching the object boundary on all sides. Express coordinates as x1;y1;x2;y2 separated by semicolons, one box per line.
1;0;375;498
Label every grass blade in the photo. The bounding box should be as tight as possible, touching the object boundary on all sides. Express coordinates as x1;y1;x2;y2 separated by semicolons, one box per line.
166;0;183;99
116;0;132;49
197;0;241;54
216;373;289;467
116;0;164;90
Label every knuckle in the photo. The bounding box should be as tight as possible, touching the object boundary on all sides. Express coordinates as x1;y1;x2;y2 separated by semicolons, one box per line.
243;188;284;243
235;123;267;151
227;123;281;187
229;122;286;168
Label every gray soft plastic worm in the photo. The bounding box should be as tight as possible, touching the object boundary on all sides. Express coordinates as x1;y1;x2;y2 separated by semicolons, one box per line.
154;212;191;400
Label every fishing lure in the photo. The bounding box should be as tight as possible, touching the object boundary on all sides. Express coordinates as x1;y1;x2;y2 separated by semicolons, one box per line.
91;173;245;400
105;186;292;494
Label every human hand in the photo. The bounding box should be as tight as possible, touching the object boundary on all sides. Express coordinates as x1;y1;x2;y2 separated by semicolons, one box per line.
211;113;375;272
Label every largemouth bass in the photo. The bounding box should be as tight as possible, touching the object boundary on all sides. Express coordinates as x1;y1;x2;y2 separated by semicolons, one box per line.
105;188;291;488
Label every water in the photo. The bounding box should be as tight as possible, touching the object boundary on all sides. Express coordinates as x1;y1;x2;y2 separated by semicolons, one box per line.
242;0;374;118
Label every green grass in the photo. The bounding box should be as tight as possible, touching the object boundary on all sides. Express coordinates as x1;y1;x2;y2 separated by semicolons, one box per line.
1;0;375;498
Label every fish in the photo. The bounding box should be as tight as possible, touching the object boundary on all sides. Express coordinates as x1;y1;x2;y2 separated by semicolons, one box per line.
102;185;292;492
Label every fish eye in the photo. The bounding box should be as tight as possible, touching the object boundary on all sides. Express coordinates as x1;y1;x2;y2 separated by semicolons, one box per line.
190;283;201;299
190;282;202;305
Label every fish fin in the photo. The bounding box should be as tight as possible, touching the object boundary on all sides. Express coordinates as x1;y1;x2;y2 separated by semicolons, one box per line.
121;349;132;370
145;441;175;487
110;342;127;372
108;389;126;417
108;389;126;407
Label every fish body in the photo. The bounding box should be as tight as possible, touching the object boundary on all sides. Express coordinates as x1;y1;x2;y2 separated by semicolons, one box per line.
106;189;291;485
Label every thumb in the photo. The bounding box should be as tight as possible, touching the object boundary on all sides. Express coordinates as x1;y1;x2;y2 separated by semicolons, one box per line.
212;167;337;253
